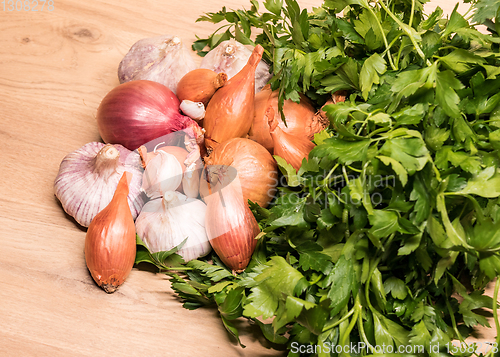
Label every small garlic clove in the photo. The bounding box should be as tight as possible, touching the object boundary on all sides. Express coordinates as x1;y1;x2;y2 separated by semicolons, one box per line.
118;35;197;94
182;163;200;199
180;100;205;121
140;150;183;199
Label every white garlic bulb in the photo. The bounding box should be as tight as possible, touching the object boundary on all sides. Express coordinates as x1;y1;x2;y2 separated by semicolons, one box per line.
118;35;197;94
135;191;211;261
140;150;183;199
200;39;272;93
54;142;144;227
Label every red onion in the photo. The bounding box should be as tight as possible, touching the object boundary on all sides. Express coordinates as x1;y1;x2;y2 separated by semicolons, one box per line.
96;80;204;151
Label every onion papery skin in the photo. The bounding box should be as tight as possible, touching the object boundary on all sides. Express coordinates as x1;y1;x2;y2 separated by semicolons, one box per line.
96;80;203;151
203;45;264;151
204;177;260;272
85;172;136;293
248;87;323;152
201;138;277;208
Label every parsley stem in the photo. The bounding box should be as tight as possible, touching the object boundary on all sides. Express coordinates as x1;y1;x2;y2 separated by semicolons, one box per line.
365;257;382;314
366;6;397;71
494;277;500;350
375;0;432;66
357;303;374;350
485;277;500;357
322;304;355;331
445;283;465;342
339;294;361;348
408;0;415;30
324;164;339;184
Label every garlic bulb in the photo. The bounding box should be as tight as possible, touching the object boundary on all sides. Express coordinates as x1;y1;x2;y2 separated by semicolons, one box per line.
118;35;197;94
135;191;211;261
141;149;183;199
54;142;144;227
200;39;272;93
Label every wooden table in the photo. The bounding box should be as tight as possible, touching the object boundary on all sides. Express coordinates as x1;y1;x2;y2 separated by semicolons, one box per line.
0;0;497;356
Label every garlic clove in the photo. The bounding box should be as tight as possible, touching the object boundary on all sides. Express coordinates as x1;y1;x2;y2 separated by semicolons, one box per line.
118;35;197;94
135;191;211;261
54;142;144;227
140;150;183;199
180;100;206;121
182;163;201;198
200;39;272;93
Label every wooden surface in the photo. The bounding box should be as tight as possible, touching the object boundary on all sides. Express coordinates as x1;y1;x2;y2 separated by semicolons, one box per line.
0;0;497;356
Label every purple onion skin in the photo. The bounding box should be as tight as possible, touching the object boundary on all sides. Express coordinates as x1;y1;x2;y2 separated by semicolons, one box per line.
97;80;201;151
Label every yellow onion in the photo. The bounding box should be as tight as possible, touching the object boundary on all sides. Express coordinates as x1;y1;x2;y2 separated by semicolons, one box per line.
204;175;260;272
248;86;325;152
201;138;277;208
176;68;227;107
268;107;316;172
203;45;264;151
85;172;136;293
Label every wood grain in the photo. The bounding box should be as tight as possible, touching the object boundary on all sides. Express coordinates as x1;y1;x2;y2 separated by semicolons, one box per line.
0;0;497;356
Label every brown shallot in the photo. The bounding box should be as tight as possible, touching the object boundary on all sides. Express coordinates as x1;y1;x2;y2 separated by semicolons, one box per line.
85;172;137;293
268;107;316;172
203;45;264;151
176;68;227;107
248;86;324;152
204;174;260;272
201;138;277;208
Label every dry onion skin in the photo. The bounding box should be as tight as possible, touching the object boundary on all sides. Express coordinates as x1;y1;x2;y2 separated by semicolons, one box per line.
201;138;278;208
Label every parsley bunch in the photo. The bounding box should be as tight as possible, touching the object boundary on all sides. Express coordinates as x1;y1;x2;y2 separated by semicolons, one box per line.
138;0;500;355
